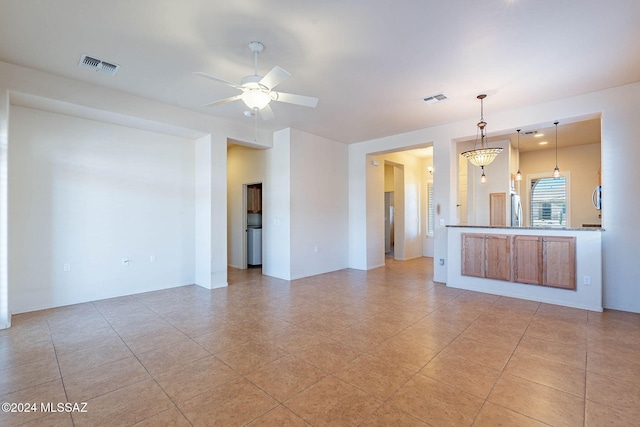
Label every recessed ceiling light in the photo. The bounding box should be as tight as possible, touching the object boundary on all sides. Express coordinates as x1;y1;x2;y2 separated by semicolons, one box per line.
539;141;548;145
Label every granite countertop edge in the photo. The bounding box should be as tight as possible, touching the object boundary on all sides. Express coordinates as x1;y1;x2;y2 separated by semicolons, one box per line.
446;225;604;231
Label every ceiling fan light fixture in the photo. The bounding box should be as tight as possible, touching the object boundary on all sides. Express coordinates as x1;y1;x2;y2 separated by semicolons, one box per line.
242;89;272;110
196;41;318;117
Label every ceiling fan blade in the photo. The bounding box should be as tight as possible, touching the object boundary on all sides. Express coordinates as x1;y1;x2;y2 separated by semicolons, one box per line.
259;104;275;120
194;71;243;90
259;66;291;90
202;94;242;107
273;91;319;108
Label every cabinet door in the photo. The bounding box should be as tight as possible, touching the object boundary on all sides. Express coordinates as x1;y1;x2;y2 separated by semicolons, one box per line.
543;236;576;290
461;234;485;277
485;234;511;281
489;193;507;226
513;235;542;285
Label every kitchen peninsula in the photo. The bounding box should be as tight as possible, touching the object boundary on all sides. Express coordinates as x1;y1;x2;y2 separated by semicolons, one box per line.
446;225;603;311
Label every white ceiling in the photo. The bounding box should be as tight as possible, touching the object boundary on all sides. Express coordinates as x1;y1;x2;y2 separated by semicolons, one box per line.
1;0;638;144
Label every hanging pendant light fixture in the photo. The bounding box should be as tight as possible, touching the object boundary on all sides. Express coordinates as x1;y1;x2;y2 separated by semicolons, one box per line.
515;129;522;181
461;95;503;184
553;121;560;178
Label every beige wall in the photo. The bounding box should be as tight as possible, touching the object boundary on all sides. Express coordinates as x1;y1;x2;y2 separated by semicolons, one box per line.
227;144;266;269
384;164;394;192
520;143;601;227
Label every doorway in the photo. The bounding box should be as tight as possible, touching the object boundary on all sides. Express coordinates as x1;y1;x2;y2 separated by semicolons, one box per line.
384;192;394;255
384;161;405;261
244;183;262;270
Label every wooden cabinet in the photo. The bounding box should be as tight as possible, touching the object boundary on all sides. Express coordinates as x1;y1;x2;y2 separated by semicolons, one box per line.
247;184;262;213
513;235;576;290
485;234;511;281
463;233;576;290
461;233;511;281
513;235;542;285
543;236;576;290
489;193;507;226
462;234;485;277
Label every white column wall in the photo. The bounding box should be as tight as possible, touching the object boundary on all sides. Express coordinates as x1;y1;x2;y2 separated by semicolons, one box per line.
289;128;349;279
0;87;8;328
262;128;291;280
210;134;228;288
194;135;212;288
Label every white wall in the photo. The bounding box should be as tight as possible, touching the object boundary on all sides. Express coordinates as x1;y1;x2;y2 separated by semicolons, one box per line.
262;128;349;280
0;85;9;327
208;134;229;289
289;128;349;279
194;135;212;288
226;145;266;269
262;129;291;279
9;106;196;313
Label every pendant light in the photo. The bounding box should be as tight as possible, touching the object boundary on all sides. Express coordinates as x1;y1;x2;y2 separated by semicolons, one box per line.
553;121;560;178
461;95;503;184
515;129;522;181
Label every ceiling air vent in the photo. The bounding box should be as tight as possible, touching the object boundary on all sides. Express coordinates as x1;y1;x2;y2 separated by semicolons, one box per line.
422;93;448;105
78;54;120;76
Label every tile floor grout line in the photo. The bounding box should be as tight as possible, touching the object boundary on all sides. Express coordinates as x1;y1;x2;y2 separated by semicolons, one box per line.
476;301;589;425
0;263;640;425
43;314;74;426
466;296;538;426
91;299;203;426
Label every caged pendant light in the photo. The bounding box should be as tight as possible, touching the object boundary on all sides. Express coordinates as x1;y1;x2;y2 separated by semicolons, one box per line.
461;95;503;183
553;121;560;178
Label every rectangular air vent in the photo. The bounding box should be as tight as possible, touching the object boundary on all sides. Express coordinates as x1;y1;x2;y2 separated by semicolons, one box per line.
78;54;120;76
422;93;448;105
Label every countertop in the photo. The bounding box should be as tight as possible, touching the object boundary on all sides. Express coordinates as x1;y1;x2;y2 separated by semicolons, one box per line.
446;225;604;231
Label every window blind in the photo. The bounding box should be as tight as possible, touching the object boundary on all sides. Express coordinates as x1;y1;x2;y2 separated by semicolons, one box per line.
530;177;566;227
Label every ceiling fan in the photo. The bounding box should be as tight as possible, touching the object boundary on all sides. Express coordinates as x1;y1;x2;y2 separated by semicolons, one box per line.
195;41;318;120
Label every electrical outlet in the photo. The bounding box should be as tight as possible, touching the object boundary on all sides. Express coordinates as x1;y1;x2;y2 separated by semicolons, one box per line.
150;255;156;263
63;263;71;272
439;259;445;266
583;276;591;285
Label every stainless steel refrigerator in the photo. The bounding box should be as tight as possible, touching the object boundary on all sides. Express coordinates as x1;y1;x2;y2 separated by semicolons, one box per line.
511;194;523;227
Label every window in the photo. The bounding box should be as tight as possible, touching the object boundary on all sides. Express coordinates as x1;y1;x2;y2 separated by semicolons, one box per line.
427;182;434;234
530;177;567;227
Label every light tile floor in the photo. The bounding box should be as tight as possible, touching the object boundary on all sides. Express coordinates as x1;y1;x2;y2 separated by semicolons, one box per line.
1;257;639;426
